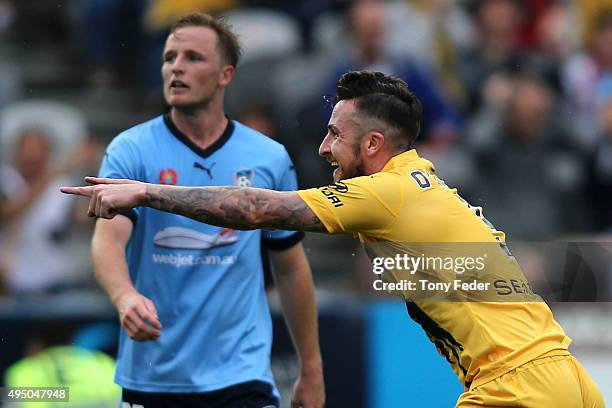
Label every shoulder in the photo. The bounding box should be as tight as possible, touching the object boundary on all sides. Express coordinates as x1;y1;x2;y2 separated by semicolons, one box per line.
328;172;404;203
110;115;165;148
351;171;404;189
368;172;404;203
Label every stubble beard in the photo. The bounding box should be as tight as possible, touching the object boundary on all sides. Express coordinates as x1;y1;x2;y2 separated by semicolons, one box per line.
334;146;366;182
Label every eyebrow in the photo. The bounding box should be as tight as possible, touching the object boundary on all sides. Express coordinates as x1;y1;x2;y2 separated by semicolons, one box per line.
164;48;202;54
327;124;339;133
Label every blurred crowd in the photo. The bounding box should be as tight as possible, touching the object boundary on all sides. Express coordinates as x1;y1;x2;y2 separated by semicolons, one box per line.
0;0;612;299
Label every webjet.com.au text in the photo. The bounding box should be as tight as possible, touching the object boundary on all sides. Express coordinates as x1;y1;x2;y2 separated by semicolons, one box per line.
152;254;237;268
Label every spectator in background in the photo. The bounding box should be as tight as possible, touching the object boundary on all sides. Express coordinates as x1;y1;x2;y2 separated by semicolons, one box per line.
144;0;238;30
7;0;72;45
587;75;612;232
526;2;578;93
0;128;96;296
458;0;525;113
384;0;476;110
579;0;612;49
81;0;149;89
385;0;476;65
321;0;460;147
562;10;612;148
514;0;556;50
81;0;239;100
466;69;586;240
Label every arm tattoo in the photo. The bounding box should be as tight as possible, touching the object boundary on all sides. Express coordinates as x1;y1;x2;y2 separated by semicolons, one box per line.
145;185;326;232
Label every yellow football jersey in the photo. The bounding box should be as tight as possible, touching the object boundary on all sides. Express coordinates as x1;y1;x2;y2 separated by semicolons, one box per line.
298;149;571;390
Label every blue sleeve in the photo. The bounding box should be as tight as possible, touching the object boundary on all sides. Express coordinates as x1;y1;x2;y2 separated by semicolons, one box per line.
262;148;304;250
98;134;142;223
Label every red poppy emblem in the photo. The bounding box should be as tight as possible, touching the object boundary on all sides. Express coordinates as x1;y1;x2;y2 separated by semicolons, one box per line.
159;168;178;185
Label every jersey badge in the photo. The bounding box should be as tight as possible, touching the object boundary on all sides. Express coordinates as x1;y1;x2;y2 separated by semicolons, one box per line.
234;169;254;187
159;168;178;185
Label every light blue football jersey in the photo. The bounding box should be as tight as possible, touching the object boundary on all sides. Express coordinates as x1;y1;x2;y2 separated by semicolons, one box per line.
99;114;302;393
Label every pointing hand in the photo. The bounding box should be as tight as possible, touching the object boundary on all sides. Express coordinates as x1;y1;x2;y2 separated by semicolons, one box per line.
61;177;147;219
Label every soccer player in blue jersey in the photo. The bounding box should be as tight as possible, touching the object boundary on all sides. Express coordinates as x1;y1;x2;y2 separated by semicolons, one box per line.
89;13;324;408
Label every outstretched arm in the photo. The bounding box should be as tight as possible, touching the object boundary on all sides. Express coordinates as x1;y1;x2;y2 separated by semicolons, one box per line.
61;177;326;233
146;182;325;232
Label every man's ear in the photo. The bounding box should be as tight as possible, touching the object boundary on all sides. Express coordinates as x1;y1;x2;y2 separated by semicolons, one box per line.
219;65;235;87
364;131;385;157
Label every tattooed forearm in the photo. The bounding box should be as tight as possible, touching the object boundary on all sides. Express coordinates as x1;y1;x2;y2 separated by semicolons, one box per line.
145;185;326;232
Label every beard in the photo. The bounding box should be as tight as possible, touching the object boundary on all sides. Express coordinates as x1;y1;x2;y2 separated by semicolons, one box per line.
333;145;366;181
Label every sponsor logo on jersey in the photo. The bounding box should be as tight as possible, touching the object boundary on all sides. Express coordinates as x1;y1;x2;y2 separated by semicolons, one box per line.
152;253;237;267
493;279;535;296
319;186;344;207
193;161;215;179
153;226;238;249
159;168;178;185
330;181;348;193
234;169;254;187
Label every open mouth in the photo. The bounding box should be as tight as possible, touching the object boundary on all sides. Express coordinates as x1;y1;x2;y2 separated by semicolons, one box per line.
170;80;189;89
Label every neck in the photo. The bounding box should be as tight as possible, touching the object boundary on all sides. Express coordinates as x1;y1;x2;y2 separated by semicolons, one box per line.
364;152;395;175
170;98;228;149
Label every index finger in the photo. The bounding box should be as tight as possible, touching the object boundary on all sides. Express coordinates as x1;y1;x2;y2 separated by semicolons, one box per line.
85;176;140;185
59;186;95;197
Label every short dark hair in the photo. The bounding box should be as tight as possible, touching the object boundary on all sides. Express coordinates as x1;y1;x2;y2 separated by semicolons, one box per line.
333;70;422;148
170;12;242;67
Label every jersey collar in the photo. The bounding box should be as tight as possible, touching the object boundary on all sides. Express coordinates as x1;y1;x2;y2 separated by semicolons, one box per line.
381;149;421;172
163;113;235;159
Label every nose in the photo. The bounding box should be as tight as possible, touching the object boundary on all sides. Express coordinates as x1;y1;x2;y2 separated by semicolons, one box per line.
171;55;185;75
319;133;331;157
172;65;184;76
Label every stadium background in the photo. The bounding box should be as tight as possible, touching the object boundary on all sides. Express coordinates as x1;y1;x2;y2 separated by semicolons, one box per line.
0;0;610;406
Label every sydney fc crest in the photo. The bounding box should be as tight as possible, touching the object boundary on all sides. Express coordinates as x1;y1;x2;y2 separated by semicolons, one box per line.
234;169;254;187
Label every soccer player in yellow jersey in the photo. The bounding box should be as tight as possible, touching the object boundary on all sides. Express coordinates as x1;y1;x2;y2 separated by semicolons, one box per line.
62;71;605;407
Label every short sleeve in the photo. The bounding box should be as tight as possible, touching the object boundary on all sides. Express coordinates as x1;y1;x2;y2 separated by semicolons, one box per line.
99;134;142;180
98;135;142;223
297;173;403;235
261;148;304;250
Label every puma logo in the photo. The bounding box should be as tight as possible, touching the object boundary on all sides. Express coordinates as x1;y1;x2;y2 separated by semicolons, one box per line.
193;162;215;179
